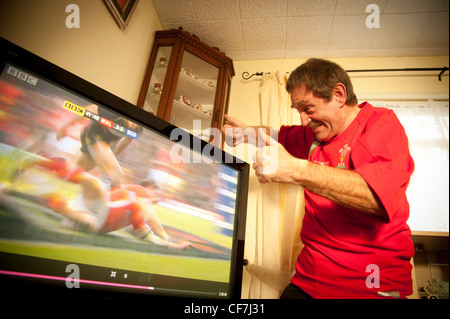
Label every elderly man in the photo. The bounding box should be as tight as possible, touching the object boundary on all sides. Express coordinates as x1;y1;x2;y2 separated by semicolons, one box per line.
223;58;414;299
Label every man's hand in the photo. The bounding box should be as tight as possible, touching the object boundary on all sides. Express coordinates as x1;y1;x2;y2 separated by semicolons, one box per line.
252;131;304;184
222;114;249;147
222;115;277;148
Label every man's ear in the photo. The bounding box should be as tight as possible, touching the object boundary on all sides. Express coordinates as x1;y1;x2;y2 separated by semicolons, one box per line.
333;83;347;107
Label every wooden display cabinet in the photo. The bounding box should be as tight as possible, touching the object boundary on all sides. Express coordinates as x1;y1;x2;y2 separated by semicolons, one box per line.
137;27;235;147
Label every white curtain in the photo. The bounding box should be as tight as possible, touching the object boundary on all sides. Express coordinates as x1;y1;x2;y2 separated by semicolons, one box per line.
243;71;304;299
371;100;449;233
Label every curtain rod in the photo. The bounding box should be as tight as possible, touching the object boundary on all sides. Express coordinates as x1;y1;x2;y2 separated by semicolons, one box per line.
242;67;449;81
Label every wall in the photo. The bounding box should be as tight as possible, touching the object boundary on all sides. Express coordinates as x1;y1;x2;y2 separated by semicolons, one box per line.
229;56;449;126
0;0;162;104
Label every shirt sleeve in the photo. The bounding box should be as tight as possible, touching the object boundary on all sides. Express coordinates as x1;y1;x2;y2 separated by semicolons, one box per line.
278;125;315;159
352;109;414;223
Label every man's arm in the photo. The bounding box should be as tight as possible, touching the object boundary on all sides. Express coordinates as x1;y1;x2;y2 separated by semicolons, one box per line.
222;114;278;147
253;135;388;222
297;161;387;221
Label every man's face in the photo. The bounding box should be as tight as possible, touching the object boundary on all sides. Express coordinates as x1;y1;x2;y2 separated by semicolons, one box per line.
290;85;343;142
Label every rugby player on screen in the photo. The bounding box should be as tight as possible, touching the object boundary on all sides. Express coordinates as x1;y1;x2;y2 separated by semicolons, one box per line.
57;104;141;187
15;156;192;250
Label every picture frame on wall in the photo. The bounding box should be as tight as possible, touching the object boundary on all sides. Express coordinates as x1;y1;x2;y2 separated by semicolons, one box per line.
104;0;140;30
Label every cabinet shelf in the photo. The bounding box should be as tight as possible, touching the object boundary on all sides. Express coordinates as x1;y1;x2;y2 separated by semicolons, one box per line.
176;73;216;105
178;72;216;93
172;99;212;121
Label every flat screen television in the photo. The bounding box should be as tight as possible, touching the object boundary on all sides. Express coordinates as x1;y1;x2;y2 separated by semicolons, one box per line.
0;37;248;301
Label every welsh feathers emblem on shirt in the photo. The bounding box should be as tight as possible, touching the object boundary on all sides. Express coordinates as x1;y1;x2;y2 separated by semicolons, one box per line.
337;144;351;168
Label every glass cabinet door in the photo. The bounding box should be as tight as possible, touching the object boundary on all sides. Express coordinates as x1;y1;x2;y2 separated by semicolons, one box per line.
171;50;219;142
142;45;173;116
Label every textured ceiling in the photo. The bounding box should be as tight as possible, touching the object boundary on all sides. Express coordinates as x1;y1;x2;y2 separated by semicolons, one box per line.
151;0;449;61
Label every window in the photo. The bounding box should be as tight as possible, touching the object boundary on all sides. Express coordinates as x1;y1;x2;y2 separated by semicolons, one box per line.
371;100;449;233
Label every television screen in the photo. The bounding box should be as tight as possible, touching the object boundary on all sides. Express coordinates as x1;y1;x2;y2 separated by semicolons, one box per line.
0;38;248;300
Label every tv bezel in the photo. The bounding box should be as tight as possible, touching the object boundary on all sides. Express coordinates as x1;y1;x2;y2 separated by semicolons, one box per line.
0;37;248;300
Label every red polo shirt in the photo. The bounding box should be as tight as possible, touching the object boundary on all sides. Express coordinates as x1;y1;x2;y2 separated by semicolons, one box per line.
278;102;415;299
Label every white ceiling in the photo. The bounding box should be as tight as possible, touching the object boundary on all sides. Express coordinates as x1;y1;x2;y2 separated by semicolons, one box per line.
151;0;449;61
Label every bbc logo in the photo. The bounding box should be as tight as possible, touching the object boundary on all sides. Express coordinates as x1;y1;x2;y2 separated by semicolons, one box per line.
7;66;38;86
